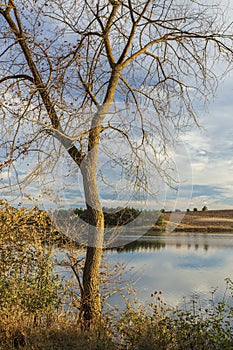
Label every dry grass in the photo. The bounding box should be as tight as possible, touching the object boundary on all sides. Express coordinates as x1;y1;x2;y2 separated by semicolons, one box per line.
163;210;233;232
0;313;116;350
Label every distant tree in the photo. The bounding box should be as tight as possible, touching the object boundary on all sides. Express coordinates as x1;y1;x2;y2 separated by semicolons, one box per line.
202;205;208;211
193;208;198;212
187;209;190;212
156;214;165;228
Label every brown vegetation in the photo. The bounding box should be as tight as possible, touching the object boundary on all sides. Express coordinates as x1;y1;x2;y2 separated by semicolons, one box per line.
163;210;233;233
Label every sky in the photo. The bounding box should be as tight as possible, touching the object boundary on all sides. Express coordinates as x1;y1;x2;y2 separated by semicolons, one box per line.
2;71;233;213
1;59;233;212
1;1;233;212
39;69;233;213
179;0;233;211
181;71;233;210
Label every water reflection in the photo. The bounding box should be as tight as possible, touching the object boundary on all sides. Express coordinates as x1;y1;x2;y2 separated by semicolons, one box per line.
113;239;166;252
107;233;233;253
104;233;233;308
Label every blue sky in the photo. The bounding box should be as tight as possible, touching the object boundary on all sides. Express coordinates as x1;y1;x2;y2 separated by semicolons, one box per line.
1;69;233;212
1;1;233;212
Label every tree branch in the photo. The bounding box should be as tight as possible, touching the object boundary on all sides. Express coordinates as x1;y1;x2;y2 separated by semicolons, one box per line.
0;74;34;84
77;71;99;107
1;2;85;167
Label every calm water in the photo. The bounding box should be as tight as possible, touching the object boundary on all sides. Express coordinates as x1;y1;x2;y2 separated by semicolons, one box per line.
104;233;233;308
56;233;233;309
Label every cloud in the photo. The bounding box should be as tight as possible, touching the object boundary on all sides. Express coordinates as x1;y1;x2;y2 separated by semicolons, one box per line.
178;69;233;209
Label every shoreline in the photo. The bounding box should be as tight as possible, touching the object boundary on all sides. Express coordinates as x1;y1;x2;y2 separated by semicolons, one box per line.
146;226;233;235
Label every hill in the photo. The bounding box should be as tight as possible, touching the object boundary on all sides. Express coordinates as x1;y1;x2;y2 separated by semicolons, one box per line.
162;209;233;233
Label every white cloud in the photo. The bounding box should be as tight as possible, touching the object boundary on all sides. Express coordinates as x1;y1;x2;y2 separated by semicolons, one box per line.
177;68;233;209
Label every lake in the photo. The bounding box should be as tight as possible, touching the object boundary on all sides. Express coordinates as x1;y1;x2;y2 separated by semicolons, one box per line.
104;233;233;309
56;232;233;310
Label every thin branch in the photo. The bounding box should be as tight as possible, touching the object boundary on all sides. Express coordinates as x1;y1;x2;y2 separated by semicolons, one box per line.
77;71;99;107
67;254;84;296
0;74;34;84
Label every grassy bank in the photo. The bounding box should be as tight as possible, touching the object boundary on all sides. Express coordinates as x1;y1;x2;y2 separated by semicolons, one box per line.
1;286;233;350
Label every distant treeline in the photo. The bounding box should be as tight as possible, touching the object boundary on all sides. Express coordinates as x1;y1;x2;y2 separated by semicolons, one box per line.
74;206;142;227
0;201;164;229
71;207;163;227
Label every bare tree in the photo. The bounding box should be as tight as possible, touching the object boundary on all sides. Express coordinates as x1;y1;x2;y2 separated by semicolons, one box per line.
0;0;232;326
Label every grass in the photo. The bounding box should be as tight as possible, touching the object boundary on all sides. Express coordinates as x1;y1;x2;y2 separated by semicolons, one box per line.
1;285;233;349
163;210;233;233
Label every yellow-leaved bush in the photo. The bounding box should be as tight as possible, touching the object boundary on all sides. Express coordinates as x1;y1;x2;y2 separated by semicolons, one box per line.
0;200;61;321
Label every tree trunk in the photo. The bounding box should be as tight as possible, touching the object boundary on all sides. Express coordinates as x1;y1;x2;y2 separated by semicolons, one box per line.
82;242;103;323
81;205;104;325
80;118;105;327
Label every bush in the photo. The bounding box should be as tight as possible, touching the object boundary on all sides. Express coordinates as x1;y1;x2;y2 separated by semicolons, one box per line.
0;201;61;321
115;285;233;350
